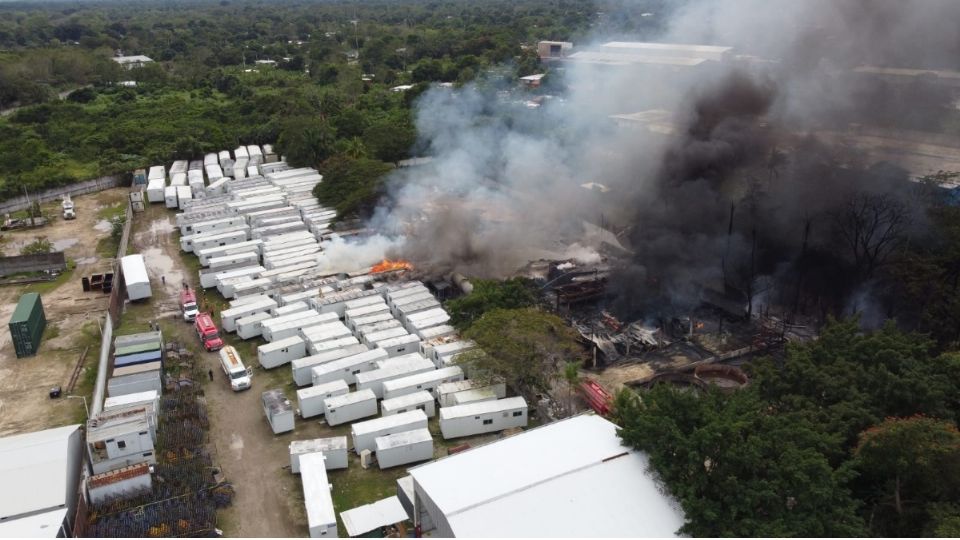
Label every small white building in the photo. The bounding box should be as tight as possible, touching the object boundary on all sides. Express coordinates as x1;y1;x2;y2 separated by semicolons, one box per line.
300;452;338;538
437;380;506;406
438;397;528;440
340;496;410;537
258;335;307;369
350;410;428;456
374;334;421;358
297;379;349;419
375;428;434;469
112;55;153;69
236;312;274;340
289;437;348;473
407;414;687;537
323;389;378;427
103;390;160;432
355;356;436;399
310;347;389;386
262;389;295;434
86;408;156;474
291;343;369;387
381;391;436;418
87;462;152;505
452;387;499;406
382;366;464;400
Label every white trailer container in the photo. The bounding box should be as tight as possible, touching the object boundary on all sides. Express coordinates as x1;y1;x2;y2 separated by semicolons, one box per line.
163;185;179;209
347;311;396;334
234;157;248;179
181;215;247;237
148;165;166;181
247;165;259;177
300;452;337;538
252;221;308;239
452;387;500;405
417;324;457;341
437;380;506;406
310;348;389;387
404;309;451;333
380;391;436;418
344;295;389;312
374;334;421;358
271;301;310;317
199;264;264;289
205;164;224;181
395;298;441;321
291;343;369;387
180;226;247;252
351;410;428;455
197;240;263;266
313;289;384;317
343;303;391;326
439;397;528;439
176;185;192;210
355;318;402;337
209;253;260;275
206;177;229;196
204;153;218;167
385;285;430;307
375;428;434;469
323;389;378;427
262;389;295;434
361;326;408;346
307;335;361;356
258;335;306;369
188;229;250;254
235;311;274;340
297;379;349;418
355;357;436;399
120;254;152;300
428;340;477;368
221;297;277;332
262;312;340;343
103;390;161;429
234;146;249;161
301;322;353;345
290;437;348;473
170;172;187;186
146;179;166;204
382;366;464;400
247;144;264;165
107;369;162;397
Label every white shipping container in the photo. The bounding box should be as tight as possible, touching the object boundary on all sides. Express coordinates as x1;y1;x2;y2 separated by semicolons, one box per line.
290;343;369;387
176;185;192;210
290;437;348;473
199;264;264;289
297;379;349;418
382;366;464;400
374;334;421;358
262;312;340;343
299;453;337;538
206;177;229;196
148;165;166;181
439;397;528;439
452;387;499;406
323;389;378;427
120;254;152;300
197;240;263;266
346;311;396;333
208;252;260;273
437;381;506;406
236;311;273;340
188;229;250;254
181;215;247;237
170;172;187;186
375;428;434;469
258;336;307;369
262;389;295;434
351;410;428;455
221;297;277;332
310;348;389;387
380;391;436;418
163;185;178;209
271;301;310;317
361;326;408;346
355;357;436;399
417;324;456;341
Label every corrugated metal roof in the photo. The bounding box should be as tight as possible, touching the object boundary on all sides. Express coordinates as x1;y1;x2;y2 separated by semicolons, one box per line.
340;496;409;537
9;293;41;324
0;425;79;520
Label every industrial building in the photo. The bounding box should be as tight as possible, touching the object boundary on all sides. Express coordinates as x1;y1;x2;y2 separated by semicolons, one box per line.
0;425;83;538
407;414;686;537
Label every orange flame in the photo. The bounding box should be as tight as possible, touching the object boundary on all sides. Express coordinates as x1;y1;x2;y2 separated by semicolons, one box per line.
370;259;413;273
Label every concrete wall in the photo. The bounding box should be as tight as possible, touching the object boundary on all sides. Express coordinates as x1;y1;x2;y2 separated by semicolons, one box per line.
0;176;124;215
0;252;67;277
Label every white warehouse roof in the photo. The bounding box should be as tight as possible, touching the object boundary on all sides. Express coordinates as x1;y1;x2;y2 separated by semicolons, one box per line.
0;508;68;538
408;414;685;537
340;496;409;537
0;425;80;521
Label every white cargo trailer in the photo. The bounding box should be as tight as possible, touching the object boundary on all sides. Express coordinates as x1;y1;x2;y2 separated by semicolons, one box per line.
313;289;384;317
206;177;229;196
290;437;348;473
382;366;464;400
310;347;389;387
452;387;500;405
235;311;273;340
375;428;434;469
347;311;397;334
307;335;361;356
208;252;260;272
181;215;247;237
234;157;248;179
300;452;337;538
439;397;528;439
203;153;218;166
176;185;192;210
247;144;263;164
147;178;167;203
361;326;408;346
291;343;369;387
221;297;277;332
197;240;263;266
297;379;349;418
351;410;428;455
258;335;306;369
428;340;477;368
404;308;450;331
355;318;403;337
344;295;389;311
247;165;259;177
262;312;340;343
355;357;436;399
199;264;264;289
323;389;378;427
120;254;152;300
170;172;187;186
380;391;436;418
262;389;295;434
180;226;247;252
271;301;310;317
374;334;421;358
163;185;179;208
344;303;391;327
395;298;441;321
437;380;506;407
205;164;223;181
234;146;249;160
148;165;166;181
417;324;457;341
301;322;353;344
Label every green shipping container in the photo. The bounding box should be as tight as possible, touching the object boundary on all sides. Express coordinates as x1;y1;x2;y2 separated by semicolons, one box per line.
9;292;46;358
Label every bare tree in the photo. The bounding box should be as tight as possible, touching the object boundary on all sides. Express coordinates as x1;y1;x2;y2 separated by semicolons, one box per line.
833;192;909;280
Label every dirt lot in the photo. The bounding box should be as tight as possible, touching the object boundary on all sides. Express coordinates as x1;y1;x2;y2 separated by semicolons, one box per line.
0;188;129;437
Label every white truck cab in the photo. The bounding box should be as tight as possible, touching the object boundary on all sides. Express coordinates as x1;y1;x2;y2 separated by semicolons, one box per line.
219;345;253;391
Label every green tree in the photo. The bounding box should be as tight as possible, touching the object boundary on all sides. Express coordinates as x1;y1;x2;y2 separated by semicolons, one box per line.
363;118;416;164
312;154;393;218
458;307;580;399
277;117;337;168
445;277;538;330
853;416;960;537
20;236;52;255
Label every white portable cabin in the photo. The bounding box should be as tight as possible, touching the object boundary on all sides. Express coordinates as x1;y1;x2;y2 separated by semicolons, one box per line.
382;366;464;400
385;285;430;307
437;381;506;407
262;312;340;343
176;185;192;210
221;297;277;332
247;144;264;165
203;153;218;167
375;428;434;469
263;254;318;272
344;301;391;321
252;221;308;240
310;347;389;387
146;179;166;203
120;254;152;300
351;410;428;455
169;160;188;175
103;390;161;429
197;240;263;266
234;159;248;179
452;387;500;405
394;298;441;321
181;215;247;237
380;391;436;418
262;389;295;434
417;324;457;341
184;229;249;254
300;322;353;345
299;453;338;538
290;437;348;473
291;343;369;387
179;226;248;252
234;146;249;160
170;172;187;186
258;335;307;369
361;325;408;346
190;176;206;199
323;389;378;427
208;252;260;273
374;334;421;358
347;311;396;334
297;379;349;419
163;185;179;209
199;264;264;289
439;397;528;439
404;308;451;332
271;301;310;317
205;163;224;182
236;311;274;340
148;165;166;182
428;340;477;368
313;289;384;317
307;335;361;356
219;150;234;175
344;295;389;312
247;165;260;177
206;177;229;196
355;356;436;399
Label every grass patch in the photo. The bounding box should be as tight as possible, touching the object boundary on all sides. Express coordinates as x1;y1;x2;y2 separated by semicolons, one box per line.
96;202;126;221
24;260;75;295
95;235;119;260
68;320;104;424
43;322;61;341
328;452;411;537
